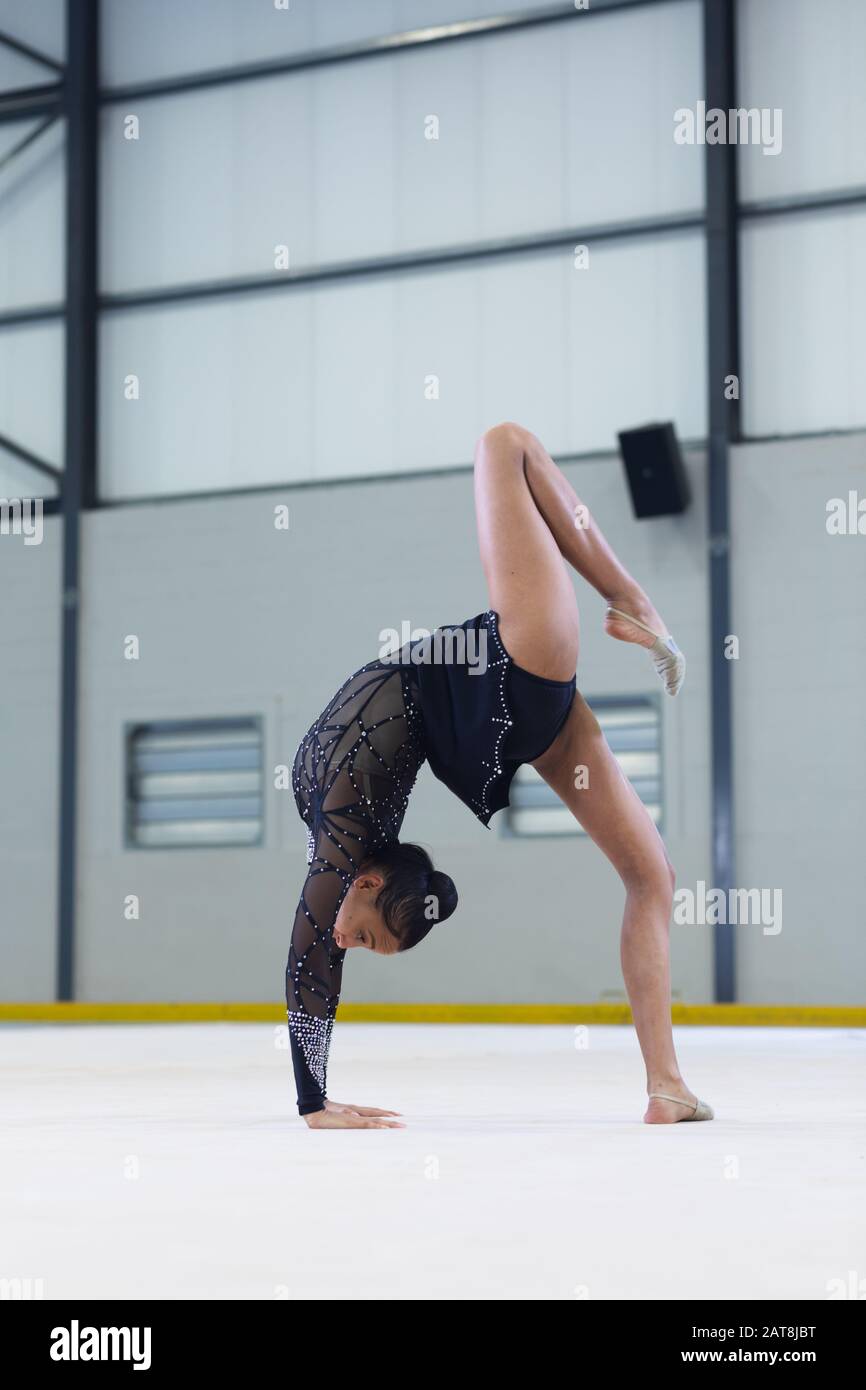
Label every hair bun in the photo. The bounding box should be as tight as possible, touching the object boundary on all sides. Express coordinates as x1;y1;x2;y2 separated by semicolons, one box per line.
360;841;458;949
425;868;459;924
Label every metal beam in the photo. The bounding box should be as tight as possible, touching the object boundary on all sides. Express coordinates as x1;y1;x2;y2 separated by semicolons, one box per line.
0;429;63;481
56;0;98;1003
0;303;65;328
0;112;59;175
0;83;63;123
0;26;65;74
100;210;703;314
5;171;859;327
101;0;692;104
703;0;739;1003
741;184;866;221
96;436;707;509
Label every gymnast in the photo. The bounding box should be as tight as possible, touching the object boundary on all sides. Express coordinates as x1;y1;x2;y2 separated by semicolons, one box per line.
288;423;713;1129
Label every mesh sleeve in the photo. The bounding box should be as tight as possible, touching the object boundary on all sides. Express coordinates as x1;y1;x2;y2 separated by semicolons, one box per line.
286;849;348;1115
286;763;385;1113
287;664;424;1115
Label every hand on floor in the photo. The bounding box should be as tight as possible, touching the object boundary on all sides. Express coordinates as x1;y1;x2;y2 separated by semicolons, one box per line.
304;1099;406;1129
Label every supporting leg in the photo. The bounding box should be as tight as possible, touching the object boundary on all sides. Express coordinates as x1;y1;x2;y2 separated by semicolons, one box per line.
474;422;699;1121
533;692;700;1124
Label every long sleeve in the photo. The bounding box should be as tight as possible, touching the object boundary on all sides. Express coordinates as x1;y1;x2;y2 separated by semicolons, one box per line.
286;830;355;1115
288;662;426;1116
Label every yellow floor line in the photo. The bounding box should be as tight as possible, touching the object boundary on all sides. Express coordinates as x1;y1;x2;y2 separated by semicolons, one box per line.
1;1002;864;1026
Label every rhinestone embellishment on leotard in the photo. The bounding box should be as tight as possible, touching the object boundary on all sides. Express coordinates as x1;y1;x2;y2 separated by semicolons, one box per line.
472;610;514;821
287;1013;334;1094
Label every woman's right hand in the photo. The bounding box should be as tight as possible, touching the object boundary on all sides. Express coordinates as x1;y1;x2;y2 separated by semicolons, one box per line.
304;1100;405;1129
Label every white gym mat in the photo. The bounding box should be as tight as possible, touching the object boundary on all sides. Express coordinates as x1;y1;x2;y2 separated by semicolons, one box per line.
2;1022;863;1300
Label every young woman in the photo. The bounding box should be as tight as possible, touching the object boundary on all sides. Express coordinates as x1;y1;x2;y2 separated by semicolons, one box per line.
288;422;713;1130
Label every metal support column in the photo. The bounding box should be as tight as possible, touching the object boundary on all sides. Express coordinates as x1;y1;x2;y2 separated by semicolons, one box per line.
703;0;739;1002
57;0;98;999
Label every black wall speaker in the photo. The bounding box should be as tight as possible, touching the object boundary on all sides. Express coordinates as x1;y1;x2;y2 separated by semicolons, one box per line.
617;422;690;519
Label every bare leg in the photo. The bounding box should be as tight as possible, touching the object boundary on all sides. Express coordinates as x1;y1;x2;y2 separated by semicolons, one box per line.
473;425;581;681
473;422;697;1123
532;694;697;1123
475;422;673;651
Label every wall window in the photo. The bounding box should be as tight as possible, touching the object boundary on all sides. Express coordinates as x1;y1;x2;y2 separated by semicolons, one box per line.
126;717;264;848
506;696;662;837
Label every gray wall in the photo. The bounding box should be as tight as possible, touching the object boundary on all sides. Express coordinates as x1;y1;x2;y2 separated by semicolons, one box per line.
0;515;61;998
731;432;866;1003
4;431;863;1005
71;446;712;1006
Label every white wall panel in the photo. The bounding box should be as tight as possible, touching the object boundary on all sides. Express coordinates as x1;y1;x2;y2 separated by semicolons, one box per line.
100;231;705;500
99;81;316;294
565;231;706;452
0;322;65;467
737;0;866;203
100;3;703;293
394;42;479;255
312;277;399;478
101;0;616;85
99;293;315;499
477;254;569;450
476;24;566;240
102;0;313;84
392;263;481;471
741;207;866;437
0;119;65;311
564;0;704;226
312;60;398;264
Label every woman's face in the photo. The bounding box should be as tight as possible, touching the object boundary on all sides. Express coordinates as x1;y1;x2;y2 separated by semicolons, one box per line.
333;871;399;955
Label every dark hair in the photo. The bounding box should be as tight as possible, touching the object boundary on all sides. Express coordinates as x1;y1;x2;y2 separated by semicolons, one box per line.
358;841;458;950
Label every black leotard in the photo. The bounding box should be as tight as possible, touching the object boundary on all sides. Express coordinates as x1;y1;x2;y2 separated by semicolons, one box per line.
287;611;575;1115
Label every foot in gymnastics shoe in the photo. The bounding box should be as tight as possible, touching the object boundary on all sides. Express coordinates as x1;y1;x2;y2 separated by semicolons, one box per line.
604;605;686;697
644;1091;714;1124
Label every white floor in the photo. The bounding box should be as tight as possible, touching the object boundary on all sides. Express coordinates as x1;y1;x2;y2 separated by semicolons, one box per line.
2;1022;864;1301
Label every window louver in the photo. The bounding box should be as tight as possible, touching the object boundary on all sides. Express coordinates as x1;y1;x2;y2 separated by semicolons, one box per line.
127;719;264;848
506;696;662;837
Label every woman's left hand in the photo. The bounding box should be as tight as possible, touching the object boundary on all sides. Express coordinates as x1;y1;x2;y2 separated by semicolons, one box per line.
324;1099;403;1119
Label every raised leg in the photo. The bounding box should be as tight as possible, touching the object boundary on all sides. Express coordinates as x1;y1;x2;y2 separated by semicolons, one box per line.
532;692;699;1124
474;423;675;661
473;423;580;681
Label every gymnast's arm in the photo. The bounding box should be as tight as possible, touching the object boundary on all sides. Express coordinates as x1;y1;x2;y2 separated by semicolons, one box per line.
286;852;345;1117
286;835;404;1130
